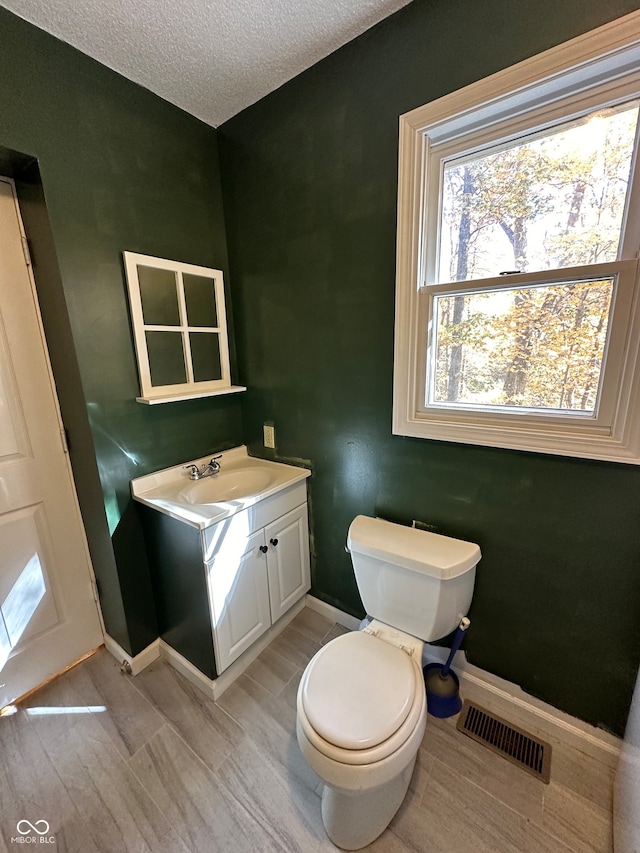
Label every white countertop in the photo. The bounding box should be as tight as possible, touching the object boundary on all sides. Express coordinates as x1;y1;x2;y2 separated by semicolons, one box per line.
131;446;311;529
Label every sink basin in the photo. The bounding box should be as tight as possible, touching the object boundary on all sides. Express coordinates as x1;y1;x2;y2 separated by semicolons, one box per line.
179;468;277;505
131;445;311;528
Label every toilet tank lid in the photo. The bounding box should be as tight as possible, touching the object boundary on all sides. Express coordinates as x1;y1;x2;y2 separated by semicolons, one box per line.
347;516;481;579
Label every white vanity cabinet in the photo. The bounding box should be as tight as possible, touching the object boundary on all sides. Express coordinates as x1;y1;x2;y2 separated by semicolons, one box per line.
265;504;310;621
202;483;310;674
132;447;311;691
206;527;271;675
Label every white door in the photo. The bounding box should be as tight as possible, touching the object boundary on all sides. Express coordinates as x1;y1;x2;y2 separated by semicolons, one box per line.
0;177;103;708
265;504;310;623
207;527;271;674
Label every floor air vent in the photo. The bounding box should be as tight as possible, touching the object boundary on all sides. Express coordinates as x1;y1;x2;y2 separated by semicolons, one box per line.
456;702;551;783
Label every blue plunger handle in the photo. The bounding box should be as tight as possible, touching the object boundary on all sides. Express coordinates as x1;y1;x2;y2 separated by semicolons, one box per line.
440;617;470;677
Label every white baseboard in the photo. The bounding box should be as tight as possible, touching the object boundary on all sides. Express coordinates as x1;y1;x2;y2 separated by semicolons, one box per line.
303;604;620;765
103;634;160;676
120;596;307;701
162;596;306;700
462;663;620;763
305;594;361;631
107;600;619;766
159;640;216;698
420;641;620;761
105;597;355;684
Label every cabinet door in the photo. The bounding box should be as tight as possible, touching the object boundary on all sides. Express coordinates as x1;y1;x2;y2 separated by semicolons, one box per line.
206;527;270;673
265;504;310;623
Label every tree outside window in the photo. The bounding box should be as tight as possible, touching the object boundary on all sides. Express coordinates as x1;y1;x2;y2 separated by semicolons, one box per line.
431;103;638;415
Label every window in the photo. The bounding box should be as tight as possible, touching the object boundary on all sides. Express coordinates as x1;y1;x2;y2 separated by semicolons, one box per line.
123;253;245;404
393;12;640;463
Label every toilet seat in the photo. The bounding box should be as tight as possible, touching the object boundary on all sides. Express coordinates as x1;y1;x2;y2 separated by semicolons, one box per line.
298;631;425;766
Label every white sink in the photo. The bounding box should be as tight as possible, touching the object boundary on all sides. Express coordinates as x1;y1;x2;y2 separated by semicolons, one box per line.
131;445;311;528
179;468;278;504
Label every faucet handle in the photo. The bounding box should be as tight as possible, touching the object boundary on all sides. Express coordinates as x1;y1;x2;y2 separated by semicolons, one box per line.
208;454;222;470
209;455;222;463
183;464;200;480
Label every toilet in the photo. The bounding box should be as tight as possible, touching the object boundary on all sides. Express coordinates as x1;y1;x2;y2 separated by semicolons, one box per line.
296;515;481;850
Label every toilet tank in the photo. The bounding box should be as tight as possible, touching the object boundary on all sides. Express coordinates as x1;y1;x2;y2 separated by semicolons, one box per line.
347;516;480;642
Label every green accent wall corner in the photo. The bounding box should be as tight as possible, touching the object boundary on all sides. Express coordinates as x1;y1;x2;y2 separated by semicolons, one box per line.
219;0;640;734
2;0;640;735
0;7;244;655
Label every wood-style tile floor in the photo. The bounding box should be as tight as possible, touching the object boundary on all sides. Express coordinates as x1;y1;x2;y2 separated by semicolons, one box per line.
0;608;614;852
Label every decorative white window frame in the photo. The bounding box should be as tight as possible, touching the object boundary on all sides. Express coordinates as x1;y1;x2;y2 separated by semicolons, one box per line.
123;252;246;405
393;11;640;464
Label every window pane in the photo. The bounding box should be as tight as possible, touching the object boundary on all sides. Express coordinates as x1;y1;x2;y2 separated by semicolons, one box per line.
145;331;186;386
138;266;180;325
438;102;639;282
189;332;222;382
429;278;614;413
184;274;218;327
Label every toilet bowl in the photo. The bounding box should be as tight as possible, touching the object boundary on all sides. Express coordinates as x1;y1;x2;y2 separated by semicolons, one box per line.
296;516;481;850
297;623;426;850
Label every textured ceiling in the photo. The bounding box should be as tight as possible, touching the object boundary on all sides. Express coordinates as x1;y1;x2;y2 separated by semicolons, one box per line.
2;0;411;126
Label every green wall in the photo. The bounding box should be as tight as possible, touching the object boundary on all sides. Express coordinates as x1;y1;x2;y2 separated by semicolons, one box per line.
2;0;640;735
219;0;640;734
0;8;244;654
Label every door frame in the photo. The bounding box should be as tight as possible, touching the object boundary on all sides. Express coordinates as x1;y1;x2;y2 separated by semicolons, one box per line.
1;175;105;703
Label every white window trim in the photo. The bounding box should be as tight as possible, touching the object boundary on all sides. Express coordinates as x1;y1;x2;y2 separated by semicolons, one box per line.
393;10;640;464
123;252;246;405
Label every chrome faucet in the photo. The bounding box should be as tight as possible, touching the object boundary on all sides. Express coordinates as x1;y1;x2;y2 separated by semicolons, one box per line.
201;455;222;477
183;455;222;480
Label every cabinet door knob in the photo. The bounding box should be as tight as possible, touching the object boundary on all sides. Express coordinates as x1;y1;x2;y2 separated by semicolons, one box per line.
270;538;279;547
259;545;268;554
